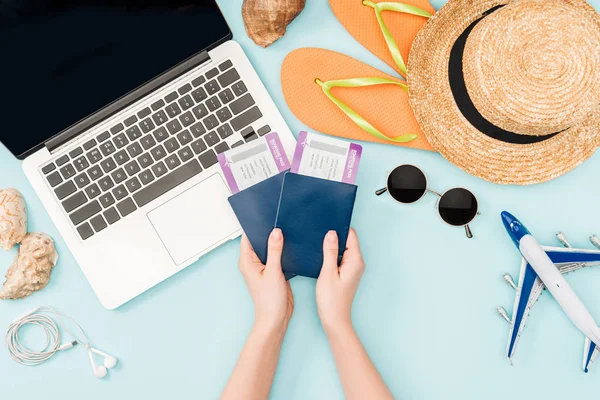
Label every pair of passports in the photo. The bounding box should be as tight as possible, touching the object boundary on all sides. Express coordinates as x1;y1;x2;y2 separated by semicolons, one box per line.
228;171;358;279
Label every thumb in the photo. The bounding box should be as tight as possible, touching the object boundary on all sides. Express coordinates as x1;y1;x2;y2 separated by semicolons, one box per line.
266;228;284;272
320;230;339;277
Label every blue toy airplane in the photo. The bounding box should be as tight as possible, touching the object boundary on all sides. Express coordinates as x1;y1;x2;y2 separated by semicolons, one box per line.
499;211;600;372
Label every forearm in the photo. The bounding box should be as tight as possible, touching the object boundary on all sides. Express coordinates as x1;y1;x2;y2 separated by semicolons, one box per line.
221;322;287;400
326;324;393;400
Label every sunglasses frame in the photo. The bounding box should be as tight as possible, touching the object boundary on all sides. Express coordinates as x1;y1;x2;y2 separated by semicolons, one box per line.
375;164;479;238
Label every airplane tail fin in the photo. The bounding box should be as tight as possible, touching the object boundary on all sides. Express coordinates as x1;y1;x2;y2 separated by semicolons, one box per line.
583;337;599;373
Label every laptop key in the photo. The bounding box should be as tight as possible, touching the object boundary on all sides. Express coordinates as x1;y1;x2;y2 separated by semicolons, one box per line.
232;140;244;148
151;161;168;178
140;134;157;150
191;138;207;154
83;139;96;150
177;130;193;146
42;163;56;175
166;103;182;118
179;111;195;127
230;93;255;115
69;147;83;158
215;142;229;155
217;124;234;139
258;125;271;136
127;142;143;158
138;153;153;169
150;144;167;160
111;168;127;184
178;95;194;111
110;123;124;134
198;150;218;169
140;118;155;133
206;68;219;79
191;76;206;87
124;115;138;127
104;207;120;225
113;133;129;149
206;96;221;112
246;133;259;142
216;107;232;123
205;80;220;95
117;198;137;217
164;138;180;153
90;215;108;233
86;149;102;165
219;60;233;71
125;177;142;193
98;176;114;192
56;155;69;166
99;192;115;208
192;104;209;120
133;159;202;207
219;88;235;104
100;158;117;173
62;192;87;213
46;171;63;187
151;99;165;111
74;156;89;172
125;125;142;141
70;200;101;226
100;141;116;156
218;68;240;88
85;183;101;199
232;81;248;96
153;127;169;142
205;131;220;147
191;87;208;103
165;91;179;103
112;185;128;200
138;170;155;185
190;121;206;138
231;107;263;131
137;107;152;119
114;150;130;165
165;154;181;170
97;131;110;142
60;164;76;179
74;173;90;188
87;165;103;181
203;115;219;130
152;110;168;126
124;160;141;176
77;223;94;240
55;181;76;200
178;146;193;162
178;83;192;95
166;120;183;135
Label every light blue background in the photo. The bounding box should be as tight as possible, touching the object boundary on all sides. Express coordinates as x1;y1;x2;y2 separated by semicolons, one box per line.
2;0;600;398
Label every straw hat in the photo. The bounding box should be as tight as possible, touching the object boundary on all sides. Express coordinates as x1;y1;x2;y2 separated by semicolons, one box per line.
407;0;600;185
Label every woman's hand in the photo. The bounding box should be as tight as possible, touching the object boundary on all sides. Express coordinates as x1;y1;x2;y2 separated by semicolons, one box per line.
316;228;365;335
238;229;294;333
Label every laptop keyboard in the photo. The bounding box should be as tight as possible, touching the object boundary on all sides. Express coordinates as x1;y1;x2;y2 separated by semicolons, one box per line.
41;59;272;241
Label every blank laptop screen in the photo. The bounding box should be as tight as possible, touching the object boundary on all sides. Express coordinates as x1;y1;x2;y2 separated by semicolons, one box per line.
0;0;230;158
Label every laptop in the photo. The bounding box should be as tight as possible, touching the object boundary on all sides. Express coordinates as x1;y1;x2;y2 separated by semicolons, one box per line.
0;0;296;309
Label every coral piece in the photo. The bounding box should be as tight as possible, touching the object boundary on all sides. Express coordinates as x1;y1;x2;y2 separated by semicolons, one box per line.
0;233;58;300
0;188;27;251
242;0;306;48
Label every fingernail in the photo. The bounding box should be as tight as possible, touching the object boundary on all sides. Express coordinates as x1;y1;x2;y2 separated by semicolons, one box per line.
327;230;337;243
271;228;282;240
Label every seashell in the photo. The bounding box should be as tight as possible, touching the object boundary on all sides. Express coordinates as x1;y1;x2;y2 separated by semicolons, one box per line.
0;188;27;251
0;232;58;300
242;0;306;48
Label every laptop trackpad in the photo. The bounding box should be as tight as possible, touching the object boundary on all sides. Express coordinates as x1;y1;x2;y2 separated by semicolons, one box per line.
148;174;240;265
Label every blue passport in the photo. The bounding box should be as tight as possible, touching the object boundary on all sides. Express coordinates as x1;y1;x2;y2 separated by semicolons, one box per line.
275;172;358;279
228;171;295;279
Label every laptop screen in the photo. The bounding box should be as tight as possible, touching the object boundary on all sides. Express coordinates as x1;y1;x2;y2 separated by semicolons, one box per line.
0;0;230;158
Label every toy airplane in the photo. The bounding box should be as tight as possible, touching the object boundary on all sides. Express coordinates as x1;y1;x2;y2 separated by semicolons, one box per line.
499;211;600;373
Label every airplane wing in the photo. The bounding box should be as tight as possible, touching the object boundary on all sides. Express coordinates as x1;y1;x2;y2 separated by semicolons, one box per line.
506;246;600;365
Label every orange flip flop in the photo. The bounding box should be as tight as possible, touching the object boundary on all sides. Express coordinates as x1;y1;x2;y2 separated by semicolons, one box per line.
329;0;434;77
281;48;434;151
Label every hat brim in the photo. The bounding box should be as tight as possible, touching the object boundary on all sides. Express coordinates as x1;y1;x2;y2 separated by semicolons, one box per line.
407;0;600;185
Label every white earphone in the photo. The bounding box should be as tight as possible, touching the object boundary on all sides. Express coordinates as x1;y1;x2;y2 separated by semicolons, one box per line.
6;306;119;379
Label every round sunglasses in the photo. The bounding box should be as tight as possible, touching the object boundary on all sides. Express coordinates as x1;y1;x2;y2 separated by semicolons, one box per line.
375;165;479;238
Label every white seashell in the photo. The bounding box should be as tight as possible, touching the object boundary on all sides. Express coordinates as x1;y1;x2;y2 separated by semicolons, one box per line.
0;188;27;251
242;0;306;48
0;232;58;300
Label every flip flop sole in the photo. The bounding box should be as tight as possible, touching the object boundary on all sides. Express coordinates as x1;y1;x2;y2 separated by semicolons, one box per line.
281;48;434;151
329;0;434;76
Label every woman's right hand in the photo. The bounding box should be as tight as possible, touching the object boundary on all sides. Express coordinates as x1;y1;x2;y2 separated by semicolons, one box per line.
316;228;365;335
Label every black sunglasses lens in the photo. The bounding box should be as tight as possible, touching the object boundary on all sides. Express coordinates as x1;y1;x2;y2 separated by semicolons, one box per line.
438;188;478;226
387;165;427;203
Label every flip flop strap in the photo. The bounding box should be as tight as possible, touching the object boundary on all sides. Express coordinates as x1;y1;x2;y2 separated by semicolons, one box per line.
362;1;432;76
315;77;417;143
